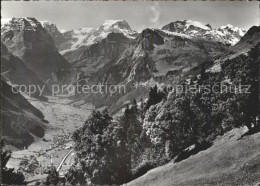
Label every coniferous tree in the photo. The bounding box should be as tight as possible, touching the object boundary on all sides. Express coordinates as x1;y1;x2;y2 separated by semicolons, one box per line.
71;110;130;185
145;85;165;110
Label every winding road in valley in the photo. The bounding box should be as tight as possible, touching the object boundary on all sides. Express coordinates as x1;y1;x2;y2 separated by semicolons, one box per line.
57;148;75;172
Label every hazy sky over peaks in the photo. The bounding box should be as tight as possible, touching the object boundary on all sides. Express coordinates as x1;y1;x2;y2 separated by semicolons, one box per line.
2;1;259;32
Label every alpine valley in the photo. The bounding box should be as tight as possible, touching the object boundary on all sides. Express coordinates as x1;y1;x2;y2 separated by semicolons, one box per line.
1;17;259;185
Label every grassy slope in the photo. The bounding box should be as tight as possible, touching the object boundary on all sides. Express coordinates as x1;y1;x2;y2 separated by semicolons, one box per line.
126;127;260;186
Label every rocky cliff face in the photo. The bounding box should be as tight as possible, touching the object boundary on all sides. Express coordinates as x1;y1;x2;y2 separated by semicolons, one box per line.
58;20;137;84
1;17;71;82
40;21;66;47
79;27;229;113
231;26;260;53
64;32;133;79
1;43;47;94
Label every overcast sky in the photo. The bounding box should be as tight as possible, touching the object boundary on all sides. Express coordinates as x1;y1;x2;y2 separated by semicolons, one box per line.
2;1;259;32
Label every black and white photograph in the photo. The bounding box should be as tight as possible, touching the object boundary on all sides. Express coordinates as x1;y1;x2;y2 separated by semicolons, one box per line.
1;1;260;185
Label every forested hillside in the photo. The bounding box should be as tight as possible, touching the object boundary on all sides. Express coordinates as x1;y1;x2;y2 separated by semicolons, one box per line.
64;43;259;185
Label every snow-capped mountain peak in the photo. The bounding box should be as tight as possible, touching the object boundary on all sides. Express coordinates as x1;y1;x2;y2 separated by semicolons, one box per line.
1;17;43;34
60;29;67;33
59;20;137;54
161;20;246;46
1;17;71;82
40;20;60;32
162;20;211;33
218;24;246;37
59;27;94;53
216;24;246;45
38;20;68;47
1;18;12;25
40;20;53;26
96;19;136;39
101;20;132;31
1;18;12;29
220;24;242;31
182;20;211;31
220;24;235;29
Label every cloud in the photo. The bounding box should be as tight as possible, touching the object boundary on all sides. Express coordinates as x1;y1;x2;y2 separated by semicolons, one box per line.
149;2;160;26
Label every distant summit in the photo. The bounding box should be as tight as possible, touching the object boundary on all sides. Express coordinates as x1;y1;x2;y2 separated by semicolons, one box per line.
162;20;246;46
1;17;71;82
100;20;132;31
59;19;137;54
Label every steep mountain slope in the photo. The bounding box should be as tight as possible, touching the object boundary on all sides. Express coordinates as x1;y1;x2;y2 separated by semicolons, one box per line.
60;20;252;113
162;20;246;46
60;20;137;55
231;26;260;54
40;21;66;47
1;80;46;149
68;38;259;185
217;24;246;45
1;43;48;94
64;32;133;78
59;27;94;54
40;20;93;54
126;128;260;186
90;28;228;85
208;25;260;73
59;20;137;81
1;17;71;82
81;28;229;113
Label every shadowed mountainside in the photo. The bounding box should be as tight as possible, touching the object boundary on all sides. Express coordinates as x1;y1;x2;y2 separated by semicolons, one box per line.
1;80;46;149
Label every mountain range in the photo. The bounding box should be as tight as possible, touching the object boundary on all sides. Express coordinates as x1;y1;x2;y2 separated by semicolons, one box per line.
1;16;259;185
1;17;260;113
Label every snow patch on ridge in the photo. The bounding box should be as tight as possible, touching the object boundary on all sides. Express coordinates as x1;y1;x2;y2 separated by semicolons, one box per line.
1;18;12;25
102;20;125;30
162;30;192;39
40;21;52;26
59;27;94;54
184;20;211;30
162;20;246;46
60;29;66;33
60;20;136;55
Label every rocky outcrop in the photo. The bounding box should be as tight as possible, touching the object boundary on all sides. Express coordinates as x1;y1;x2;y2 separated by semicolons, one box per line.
1;42;48;94
1;17;71;82
40;21;66;47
